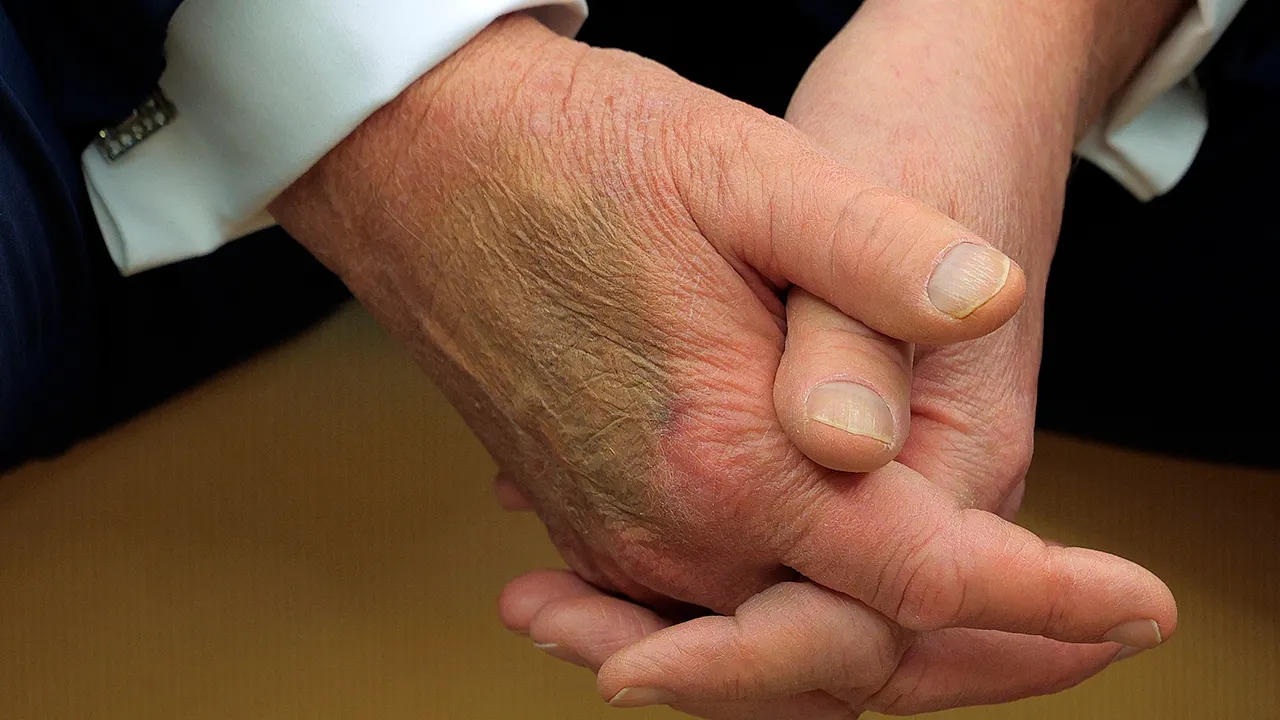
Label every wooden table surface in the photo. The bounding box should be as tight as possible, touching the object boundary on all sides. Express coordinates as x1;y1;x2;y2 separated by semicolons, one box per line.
2;304;1276;719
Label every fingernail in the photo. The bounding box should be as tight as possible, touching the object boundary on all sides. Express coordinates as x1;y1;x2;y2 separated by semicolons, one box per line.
608;687;676;708
928;243;1011;318
534;642;586;666
1104;619;1163;649
1112;645;1146;663
805;382;894;445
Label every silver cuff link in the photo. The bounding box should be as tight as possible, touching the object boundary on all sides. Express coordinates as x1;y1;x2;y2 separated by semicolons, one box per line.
94;90;177;162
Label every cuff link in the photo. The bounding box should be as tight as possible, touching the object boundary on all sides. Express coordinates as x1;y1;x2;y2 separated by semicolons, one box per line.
94;90;177;162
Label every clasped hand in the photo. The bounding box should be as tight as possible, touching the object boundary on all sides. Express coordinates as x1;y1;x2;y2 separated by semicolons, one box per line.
270;12;1177;718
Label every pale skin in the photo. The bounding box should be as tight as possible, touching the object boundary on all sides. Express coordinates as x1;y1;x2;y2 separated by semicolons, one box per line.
499;0;1191;715
268;4;1183;717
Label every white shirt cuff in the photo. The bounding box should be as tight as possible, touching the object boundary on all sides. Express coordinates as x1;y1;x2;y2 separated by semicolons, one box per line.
84;0;587;275
1076;0;1247;201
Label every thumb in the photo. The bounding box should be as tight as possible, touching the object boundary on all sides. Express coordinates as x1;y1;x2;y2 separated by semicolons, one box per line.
678;115;1025;344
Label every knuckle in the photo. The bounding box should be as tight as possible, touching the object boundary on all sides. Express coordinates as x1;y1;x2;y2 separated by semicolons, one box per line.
1035;550;1075;637
796;587;903;693
866;657;928;715
984;416;1036;486
841;624;905;692
775;471;856;571
875;523;967;631
721;628;771;700
605;523;698;594
839;186;924;256
827;186;927;299
916;377;1037;509
967;420;1036;511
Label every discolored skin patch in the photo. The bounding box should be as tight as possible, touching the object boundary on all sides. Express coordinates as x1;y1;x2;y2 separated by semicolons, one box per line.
270;17;804;610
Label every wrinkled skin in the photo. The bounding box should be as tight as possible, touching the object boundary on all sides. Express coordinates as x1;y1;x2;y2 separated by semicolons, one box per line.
495;0;1187;715
271;12;1175;708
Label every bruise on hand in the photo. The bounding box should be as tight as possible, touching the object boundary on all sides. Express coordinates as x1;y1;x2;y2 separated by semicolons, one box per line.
271;74;683;549
270;18;802;609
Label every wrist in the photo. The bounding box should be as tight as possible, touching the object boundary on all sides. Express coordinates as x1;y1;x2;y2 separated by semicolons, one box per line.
270;13;578;268
789;0;1188;278
854;0;1190;141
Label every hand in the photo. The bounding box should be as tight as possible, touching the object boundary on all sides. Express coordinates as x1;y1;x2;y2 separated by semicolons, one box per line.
271;7;1172;691
785;0;1192;541
778;0;1077;522
500;0;1187;714
501;571;1141;717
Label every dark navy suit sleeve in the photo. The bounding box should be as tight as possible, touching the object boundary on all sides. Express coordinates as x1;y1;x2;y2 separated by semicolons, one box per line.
0;1;346;471
1;0;182;139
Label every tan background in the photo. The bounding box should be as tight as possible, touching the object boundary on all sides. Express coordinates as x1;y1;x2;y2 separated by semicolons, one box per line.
1;304;1276;719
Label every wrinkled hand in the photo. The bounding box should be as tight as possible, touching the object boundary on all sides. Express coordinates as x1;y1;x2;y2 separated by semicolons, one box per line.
269;11;1174;713
501;0;1182;715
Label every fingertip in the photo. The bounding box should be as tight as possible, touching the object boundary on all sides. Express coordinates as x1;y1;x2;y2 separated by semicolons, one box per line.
1054;545;1179;649
796;382;902;473
775;290;912;473
950;527;1181;646
923;243;1026;339
531;594;671;674
496;575;549;633
1150;584;1179;647
965;251;1026;324
497;569;595;633
1104;582;1177;651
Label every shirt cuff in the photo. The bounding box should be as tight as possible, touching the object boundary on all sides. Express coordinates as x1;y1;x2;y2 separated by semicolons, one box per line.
1076;0;1247;201
84;0;588;275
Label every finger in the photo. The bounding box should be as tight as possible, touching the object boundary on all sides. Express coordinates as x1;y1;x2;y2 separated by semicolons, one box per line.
497;569;603;635
598;582;904;705
507;573;852;719
869;628;1126;715
493;470;534;511
597;582;1128;715
529;589;671;672
781;463;1177;647
681;117;1026;344
775;289;912;472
